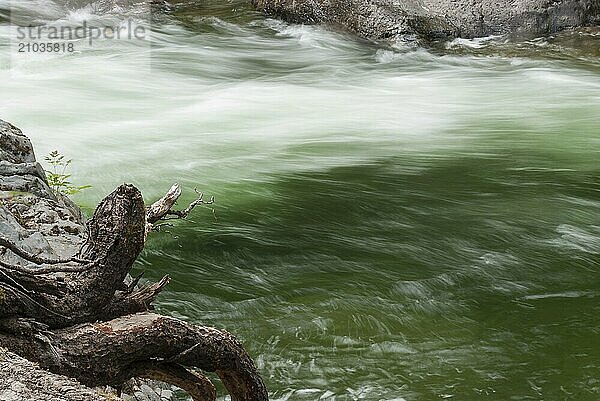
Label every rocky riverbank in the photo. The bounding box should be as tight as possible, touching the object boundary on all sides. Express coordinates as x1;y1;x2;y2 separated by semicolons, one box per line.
251;0;600;43
0;121;115;401
0;123;162;401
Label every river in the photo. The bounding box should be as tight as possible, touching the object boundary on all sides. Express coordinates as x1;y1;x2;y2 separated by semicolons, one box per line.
1;1;599;400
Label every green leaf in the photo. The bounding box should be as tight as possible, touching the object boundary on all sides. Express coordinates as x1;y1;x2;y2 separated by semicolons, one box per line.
43;151;91;198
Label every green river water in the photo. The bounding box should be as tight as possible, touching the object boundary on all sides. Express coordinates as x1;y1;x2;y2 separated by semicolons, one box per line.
1;1;599;400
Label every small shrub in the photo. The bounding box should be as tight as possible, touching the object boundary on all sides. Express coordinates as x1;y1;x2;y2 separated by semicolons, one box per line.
44;150;92;197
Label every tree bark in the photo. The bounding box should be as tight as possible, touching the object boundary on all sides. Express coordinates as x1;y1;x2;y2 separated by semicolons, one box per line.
0;313;268;401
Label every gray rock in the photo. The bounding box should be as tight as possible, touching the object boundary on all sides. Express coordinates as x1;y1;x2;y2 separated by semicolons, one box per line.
0;347;117;401
0;121;97;399
0;161;46;181
120;379;177;401
0;121;36;164
0;117;87;265
252;0;600;42
0;120;56;201
0;175;54;200
0;206;59;264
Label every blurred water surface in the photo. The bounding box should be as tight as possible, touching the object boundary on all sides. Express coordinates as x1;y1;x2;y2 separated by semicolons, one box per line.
0;1;599;400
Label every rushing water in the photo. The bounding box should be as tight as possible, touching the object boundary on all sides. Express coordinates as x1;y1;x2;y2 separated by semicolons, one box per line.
1;1;600;400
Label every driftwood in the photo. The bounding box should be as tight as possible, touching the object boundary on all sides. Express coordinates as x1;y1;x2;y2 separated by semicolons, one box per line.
0;119;268;401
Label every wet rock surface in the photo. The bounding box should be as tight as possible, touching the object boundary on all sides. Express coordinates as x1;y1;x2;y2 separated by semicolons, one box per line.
251;0;600;42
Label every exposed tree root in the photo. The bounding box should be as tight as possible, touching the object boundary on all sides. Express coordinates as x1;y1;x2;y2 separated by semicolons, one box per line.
0;121;268;401
0;258;98;276
0;313;268;401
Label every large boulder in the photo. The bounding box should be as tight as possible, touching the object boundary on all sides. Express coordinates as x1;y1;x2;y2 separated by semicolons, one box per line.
0;120;86;265
0;122;108;400
251;0;600;42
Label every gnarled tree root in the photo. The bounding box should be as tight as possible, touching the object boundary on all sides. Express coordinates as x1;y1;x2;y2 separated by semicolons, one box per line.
1;119;267;400
0;312;268;401
0;183;267;400
0;167;267;399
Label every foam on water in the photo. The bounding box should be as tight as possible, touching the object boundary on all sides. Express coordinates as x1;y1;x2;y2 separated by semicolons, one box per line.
446;35;507;49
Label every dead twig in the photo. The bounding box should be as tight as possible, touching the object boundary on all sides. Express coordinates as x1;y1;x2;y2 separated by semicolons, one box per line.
145;184;215;235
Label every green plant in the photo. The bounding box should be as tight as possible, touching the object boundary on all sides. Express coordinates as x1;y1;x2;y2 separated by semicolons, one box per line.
44;150;92;196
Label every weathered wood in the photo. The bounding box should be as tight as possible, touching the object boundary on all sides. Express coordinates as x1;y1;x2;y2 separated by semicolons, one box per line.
0;313;268;401
0;119;268;401
140;363;217;401
0;184;147;328
146;183;214;235
146;183;182;224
